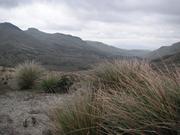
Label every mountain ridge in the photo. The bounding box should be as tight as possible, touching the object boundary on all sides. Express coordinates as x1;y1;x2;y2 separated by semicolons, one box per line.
0;22;150;71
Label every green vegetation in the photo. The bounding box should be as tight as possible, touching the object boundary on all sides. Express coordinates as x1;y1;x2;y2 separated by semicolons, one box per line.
57;75;74;93
55;91;102;135
15;61;45;90
40;74;74;93
40;74;60;93
55;60;180;135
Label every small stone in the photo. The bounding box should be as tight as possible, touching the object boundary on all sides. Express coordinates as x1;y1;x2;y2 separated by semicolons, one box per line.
31;117;37;126
23;119;28;128
3;81;8;85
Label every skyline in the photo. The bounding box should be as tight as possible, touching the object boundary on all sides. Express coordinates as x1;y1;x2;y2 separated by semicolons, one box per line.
0;0;180;50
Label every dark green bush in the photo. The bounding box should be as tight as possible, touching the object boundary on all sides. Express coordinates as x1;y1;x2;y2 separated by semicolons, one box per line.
40;74;74;93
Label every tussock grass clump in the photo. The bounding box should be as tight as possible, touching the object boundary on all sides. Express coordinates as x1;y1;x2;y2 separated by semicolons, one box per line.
40;74;74;93
55;91;103;135
15;61;45;90
92;60;156;90
40;74;60;93
93;60;180;134
56;60;180;135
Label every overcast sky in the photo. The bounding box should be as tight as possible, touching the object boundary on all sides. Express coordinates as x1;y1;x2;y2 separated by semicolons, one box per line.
0;0;180;50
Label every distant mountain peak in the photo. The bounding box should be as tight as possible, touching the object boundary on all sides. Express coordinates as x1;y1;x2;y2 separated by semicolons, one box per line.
0;22;22;31
27;28;40;32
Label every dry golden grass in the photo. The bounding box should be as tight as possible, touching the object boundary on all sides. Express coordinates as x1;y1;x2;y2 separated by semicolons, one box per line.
55;60;180;135
15;61;45;90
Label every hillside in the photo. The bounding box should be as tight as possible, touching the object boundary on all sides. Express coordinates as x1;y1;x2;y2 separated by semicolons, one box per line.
146;42;180;60
86;41;150;57
0;22;150;71
151;52;180;68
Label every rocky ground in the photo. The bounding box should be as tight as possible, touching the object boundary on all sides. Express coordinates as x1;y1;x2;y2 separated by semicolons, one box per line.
0;90;68;135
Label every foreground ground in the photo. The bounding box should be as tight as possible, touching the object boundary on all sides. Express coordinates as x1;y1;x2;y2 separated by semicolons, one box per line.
0;61;179;135
0;90;68;135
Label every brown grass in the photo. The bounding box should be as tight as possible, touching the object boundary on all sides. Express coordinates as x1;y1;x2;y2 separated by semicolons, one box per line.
15;61;45;90
54;60;180;135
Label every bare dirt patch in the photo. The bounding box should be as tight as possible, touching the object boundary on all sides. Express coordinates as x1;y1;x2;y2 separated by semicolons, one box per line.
0;91;68;135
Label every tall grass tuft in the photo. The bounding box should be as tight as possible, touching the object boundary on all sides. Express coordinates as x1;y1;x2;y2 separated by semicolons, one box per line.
55;91;103;135
15;61;45;90
55;60;180;135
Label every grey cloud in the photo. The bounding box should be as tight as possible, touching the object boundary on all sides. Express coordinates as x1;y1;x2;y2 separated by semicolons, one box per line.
61;0;180;15
1;0;180;23
57;0;180;25
46;23;83;31
0;0;180;49
0;0;18;7
2;0;180;15
0;0;33;8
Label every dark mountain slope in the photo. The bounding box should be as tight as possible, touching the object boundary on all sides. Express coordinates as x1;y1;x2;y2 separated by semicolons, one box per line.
0;22;150;71
148;42;180;69
0;23;50;66
25;28;109;58
86;41;150;57
0;23;101;70
151;52;180;68
146;42;180;60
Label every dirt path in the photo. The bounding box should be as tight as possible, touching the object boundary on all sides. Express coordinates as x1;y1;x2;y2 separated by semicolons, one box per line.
0;91;68;135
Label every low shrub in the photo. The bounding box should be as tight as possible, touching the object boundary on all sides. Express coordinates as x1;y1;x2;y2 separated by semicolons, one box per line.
55;60;180;135
40;74;60;93
40;74;74;93
15;61;45;90
58;75;74;93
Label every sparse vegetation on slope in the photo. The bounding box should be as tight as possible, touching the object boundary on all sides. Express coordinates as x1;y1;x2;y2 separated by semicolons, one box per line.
55;60;180;135
15;61;45;90
147;42;180;60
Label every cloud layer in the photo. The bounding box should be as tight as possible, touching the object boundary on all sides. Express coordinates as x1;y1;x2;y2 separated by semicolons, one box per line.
0;0;180;49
